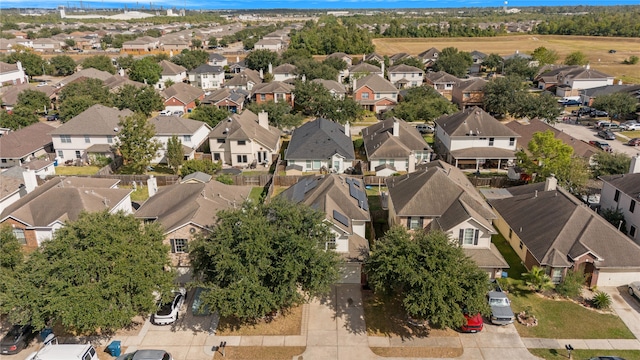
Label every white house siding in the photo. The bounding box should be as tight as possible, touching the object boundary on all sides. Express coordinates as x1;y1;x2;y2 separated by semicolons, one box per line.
389;73;423;87
435;127;452;150
52;134;115;162
273;73;296;82
600;182;640;243
152;125;210;163
596;269;640;287
35;228;55;246
352;221;367;240
110;195;133;214
0;191;22;214
449;218;493;248
448;137;516;152
158;72;187;89
568;78;614;91
190;72;224;90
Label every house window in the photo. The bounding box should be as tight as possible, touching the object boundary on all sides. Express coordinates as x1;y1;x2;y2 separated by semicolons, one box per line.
306;160;312;170
489;137;495;146
376;93;380;99
57;150;64;158
106;135;113;144
84;135;91;143
509;137;515;146
631;226;637;238
75;151;81;159
260;94;266;101
12;229;26;245
458;228;479;245
275;93;284;101
183;135;191;142
237;140;246;145
237;155;247;163
217;139;226;144
551;268;562;284
313;160;321;169
361;93;369;99
389;159;395;167
509;229;513;239
614;189;620;202
519;241;524;249
631;200;636;213
463;92;470;99
1;159;6;163
170;238;188;253
60;135;71;143
408;217;423;230
213;153;220;161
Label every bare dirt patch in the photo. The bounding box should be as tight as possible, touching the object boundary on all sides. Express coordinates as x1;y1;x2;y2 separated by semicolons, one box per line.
215;306;303;336
371;346;463;358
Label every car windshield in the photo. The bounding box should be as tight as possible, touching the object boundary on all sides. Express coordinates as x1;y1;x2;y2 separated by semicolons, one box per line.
156;302;173;316
489;298;509;306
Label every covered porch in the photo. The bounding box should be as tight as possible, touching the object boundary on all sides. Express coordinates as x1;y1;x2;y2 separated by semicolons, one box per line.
448;147;516;171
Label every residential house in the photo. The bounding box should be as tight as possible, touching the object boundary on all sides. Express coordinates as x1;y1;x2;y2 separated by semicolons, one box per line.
158;60;187;89
362;117;432;175
600;156;640;243
0;122;55;169
279;174;371;284
134;177;252;276
387;64;424;89
424;71;460;99
32;38;61;52
254;39;283;51
326;52;353;82
488;177;640;287
452;78;487;109
227;59;248;74
56;68;113;88
364;52;385;64
312;79;346;99
0;83;56;111
0;177;132;248
580;84;640;108
188;64;225;90
208;110;281;167
349;62;383;81
161;82;205;114
208;53;228;67
285;117;354;174
502;51;539;68
385;160;509;278
201;88;248;113
103;75;146;93
161;37;190;52
224;69;262;91
149;116;212;163
251;81;295;107
0;61;28;87
434;107;520;170
417;47;439;68
535;65;614;96
50;104;133;162
0;169;38;214
469;50;487;73
388;52;412;65
352;74;398;114
121;36;159;52
272;63;297;82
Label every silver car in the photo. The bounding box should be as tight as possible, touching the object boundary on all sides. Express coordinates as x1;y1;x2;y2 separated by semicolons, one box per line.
628;281;640;299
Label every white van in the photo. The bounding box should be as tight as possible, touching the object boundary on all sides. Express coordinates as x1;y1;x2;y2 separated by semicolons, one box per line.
25;343;98;360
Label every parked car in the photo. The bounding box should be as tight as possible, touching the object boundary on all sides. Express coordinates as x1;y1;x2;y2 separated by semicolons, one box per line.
45;113;59;121
597;130;616;140
159;110;172;116
576;107;594;116
460;313;483;333
151;288;186;325
609;49;617;53
488;281;514;325
173;110;184;116
116;349;172;360
589;140;613;152
628;281;640;299
591;110;609;118
628;138;640;146
1;324;35;355
598;122;620;131
622;123;640;131
561;99;581;106
415;124;435;134
589;357;626;360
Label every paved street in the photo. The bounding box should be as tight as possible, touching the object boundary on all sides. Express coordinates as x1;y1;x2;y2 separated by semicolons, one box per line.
553;121;640;157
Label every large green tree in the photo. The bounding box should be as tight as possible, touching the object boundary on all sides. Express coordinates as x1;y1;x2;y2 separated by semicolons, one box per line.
170;49;209;71
592;152;631;177
0;107;38;130
531;47;559;66
49;55;76;76
386;85;458;122
564;51;589;66
16;89;50;113
503;56;538;80
2;211;174;333
245;49;281;73
592;92;637;121
365;227;490;329
116;113;161;174
112;85;164;116
481;53;503;73
129;57;162;85
180;159;221;177
0;225;23;271
432;47;473;78
247;101;304;130
189;105;231;129
483;75;526;117
189;198;341;321
82;55;116;74
58;79;111;121
166;135;184;174
512;92;562;121
5;51;47;77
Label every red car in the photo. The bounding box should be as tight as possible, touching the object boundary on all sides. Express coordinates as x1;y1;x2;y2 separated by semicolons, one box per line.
628;138;640;147
460;313;483;333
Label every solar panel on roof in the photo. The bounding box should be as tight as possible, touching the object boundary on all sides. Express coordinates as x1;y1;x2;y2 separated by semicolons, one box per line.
333;210;349;227
304;178;318;193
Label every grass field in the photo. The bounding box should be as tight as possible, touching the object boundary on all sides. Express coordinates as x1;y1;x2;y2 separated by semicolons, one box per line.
54;165;100;175
372;35;640;83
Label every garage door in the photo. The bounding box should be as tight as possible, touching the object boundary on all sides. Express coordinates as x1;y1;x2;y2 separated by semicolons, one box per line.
338;263;362;284
597;270;640;287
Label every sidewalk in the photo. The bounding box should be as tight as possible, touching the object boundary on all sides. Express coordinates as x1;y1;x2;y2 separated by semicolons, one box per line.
522;338;640;350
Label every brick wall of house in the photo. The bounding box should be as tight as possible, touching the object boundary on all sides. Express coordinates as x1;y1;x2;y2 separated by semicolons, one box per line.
1;218;38;248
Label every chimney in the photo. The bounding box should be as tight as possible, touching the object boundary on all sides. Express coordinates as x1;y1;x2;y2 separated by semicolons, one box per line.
408;152;416;174
302;74;306;82
585;63;590;70
544;174;557;191
268;62;273;74
258;111;269;129
22;169;37;193
344;122;350;136
393;119;400;137
259;68;264;79
352;77;357;92
236;55;239;62
618;79;623;85
381;61;385;76
147;175;158;197
630;154;640;174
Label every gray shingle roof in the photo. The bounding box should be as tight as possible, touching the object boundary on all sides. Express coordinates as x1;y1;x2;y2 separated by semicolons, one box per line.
272;63;297;74
362;117;431;159
285;118;355;161
424;71;459;84
159;60;187;76
435;107;520;137
505;119;596;159
356;74;397;93
251;81;294;95
161;82;204;104
149;116;210;135
312;79;346;94
208;110;281;151
50;104;133;136
224;69;262;87
0;122;54;158
189;64;224;75
388;64;423;74
600;173;640;199
349;62;381;74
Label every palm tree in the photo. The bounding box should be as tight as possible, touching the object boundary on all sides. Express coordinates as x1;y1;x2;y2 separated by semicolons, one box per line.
522;266;554;292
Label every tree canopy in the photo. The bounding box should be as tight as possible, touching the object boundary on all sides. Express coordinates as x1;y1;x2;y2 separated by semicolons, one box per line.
180;159;221;177
482;75;526;117
288;19;374;55
189;105;231;129
245;49;281;73
564;51;589;66
247;101;304;130
170;49;209;71
365;227;490;329
531;46;559;66
58;78;111;121
189;198;340;321
432;47;473;78
591;152;631;177
49;55;77;76
166;135;183;174
129;57;162;85
592;92;637;120
385;85;458;122
4;50;47;77
1;211;174;334
82;55;116;74
112;85;164;116
116;112;161;173
293;80;363;124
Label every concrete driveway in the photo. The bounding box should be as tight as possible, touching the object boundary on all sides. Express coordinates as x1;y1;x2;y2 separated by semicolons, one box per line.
553;122;640;157
603;286;640;339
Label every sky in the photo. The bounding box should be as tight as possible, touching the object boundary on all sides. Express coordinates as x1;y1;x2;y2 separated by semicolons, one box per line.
0;0;637;10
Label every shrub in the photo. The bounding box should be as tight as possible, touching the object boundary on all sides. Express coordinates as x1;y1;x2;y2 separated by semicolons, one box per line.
522;266;554;292
592;290;612;309
216;173;234;185
555;271;586;299
180;159;221;177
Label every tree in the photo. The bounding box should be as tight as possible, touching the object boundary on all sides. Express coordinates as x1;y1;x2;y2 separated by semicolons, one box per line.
385;85;458;122
245;49;280;73
170;49;209;71
293;80;335;117
483;75;526;117
392;57;425;70
522;266;554;292
365;228;490;329
129;57;162;85
592;92;637;121
531;47;559;66
503;56;538;80
555;271;586;299
166;135;183;174
0;106;38;130
623;55;639;65
564;51;589;66
58;79;111;121
116;113;161;174
189;198;340;321
82;55;116;74
5;50;47;77
482;53;503;73
112;85;164;116
64;39;76;49
247;101;304;130
0;225;23;271
16;89;50;112
2;211;174;333
321;56;347;72
592;152;631;177
189;105;231;128
191;38;202;49
432;47;473;78
116;54;135;70
49;55;76;76
601;207;627;233
512;92;561;121
180;159;221;177
207;36;218;48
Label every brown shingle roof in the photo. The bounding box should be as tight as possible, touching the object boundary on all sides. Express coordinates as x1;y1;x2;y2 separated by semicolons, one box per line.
356;74;397;93
50;104;133;136
435;107;520;137
208;110;281;151
505;119;597;159
149;116;210;135
161;82;204;104
0;122;54;159
362;117;431;159
159;60;187;76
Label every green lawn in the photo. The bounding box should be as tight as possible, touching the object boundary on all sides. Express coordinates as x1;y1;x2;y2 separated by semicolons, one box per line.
492;233;527;281
530;349;640;360
620;130;640;139
54;165;100;175
249;187;264;202
121;185;150;202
